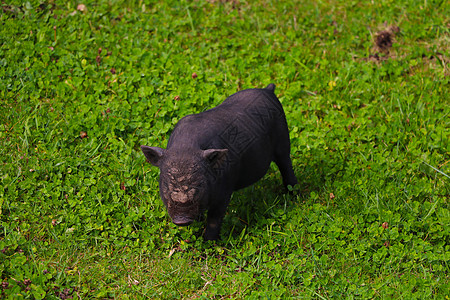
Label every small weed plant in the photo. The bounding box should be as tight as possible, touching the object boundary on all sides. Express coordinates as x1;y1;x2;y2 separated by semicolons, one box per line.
1;0;449;298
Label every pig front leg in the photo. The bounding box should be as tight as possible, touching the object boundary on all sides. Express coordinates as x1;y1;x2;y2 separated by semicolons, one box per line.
204;194;232;241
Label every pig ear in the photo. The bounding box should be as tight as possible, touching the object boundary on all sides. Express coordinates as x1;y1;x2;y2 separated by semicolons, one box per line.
140;146;165;167
202;149;228;168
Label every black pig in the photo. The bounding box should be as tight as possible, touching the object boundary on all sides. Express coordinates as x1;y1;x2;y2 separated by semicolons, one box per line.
141;84;297;240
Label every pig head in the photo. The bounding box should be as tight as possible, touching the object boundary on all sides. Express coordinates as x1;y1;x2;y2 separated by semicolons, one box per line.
140;147;228;226
141;83;298;240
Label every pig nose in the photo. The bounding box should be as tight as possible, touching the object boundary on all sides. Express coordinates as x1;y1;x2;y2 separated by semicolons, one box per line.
172;216;193;226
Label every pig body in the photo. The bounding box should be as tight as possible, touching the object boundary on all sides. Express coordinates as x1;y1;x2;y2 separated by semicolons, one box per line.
141;84;297;240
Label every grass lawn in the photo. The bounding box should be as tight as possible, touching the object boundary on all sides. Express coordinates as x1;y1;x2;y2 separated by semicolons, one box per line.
1;0;449;298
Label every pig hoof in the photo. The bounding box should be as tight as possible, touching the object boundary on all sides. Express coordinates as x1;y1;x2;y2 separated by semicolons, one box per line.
204;234;219;241
203;228;220;241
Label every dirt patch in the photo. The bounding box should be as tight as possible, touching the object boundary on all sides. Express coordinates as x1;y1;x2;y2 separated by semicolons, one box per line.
375;30;393;52
362;25;400;62
375;25;400;54
367;53;388;63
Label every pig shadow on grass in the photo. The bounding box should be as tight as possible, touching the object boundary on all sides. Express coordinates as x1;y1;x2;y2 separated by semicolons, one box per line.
217;165;300;240
219;157;344;240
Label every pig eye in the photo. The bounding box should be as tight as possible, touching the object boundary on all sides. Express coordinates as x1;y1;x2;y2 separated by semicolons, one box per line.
188;189;197;198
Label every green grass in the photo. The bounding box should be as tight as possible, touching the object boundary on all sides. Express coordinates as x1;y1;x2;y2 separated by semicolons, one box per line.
1;0;449;298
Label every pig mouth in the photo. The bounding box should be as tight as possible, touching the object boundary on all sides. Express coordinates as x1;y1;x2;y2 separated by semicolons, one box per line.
167;200;202;227
171;215;194;226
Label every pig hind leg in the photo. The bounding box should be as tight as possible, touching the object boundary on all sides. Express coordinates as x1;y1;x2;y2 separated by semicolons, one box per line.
274;152;297;188
273;123;298;188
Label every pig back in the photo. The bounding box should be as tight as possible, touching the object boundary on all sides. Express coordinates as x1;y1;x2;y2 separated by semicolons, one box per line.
168;87;287;190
